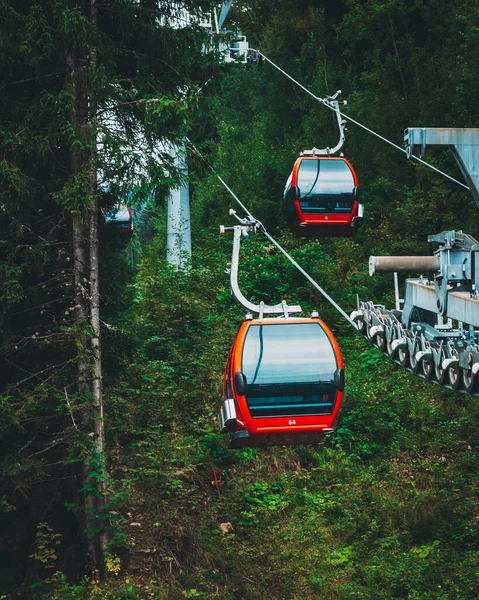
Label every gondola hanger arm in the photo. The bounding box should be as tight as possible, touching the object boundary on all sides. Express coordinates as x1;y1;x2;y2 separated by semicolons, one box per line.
220;214;302;317
301;91;347;156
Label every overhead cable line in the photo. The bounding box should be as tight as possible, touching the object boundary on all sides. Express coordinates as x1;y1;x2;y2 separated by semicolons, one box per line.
251;49;470;192
256;225;357;328
187;139;358;329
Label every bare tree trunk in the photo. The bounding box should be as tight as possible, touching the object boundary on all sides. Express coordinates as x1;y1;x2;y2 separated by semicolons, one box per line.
88;0;109;559
67;49;90;397
68;52;101;574
86;0;109;577
67;0;109;577
85;168;108;580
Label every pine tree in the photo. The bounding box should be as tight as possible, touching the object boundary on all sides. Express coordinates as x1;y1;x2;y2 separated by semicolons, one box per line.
0;0;211;583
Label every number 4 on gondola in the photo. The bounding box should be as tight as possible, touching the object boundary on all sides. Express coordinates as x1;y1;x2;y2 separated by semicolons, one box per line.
284;156;363;238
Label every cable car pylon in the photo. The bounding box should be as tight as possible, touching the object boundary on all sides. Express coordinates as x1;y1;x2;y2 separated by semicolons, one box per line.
353;230;479;395
166;1;256;269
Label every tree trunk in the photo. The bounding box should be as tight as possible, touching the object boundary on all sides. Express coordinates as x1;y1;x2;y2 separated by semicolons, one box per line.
68;0;109;578
88;0;109;559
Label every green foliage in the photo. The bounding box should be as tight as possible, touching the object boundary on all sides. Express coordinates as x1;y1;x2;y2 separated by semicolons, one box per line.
29;523;62;571
4;0;479;598
52;170;95;213
94;2;479;597
95;211;479;599
0;0;212;592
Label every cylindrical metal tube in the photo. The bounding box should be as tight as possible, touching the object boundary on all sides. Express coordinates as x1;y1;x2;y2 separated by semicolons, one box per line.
369;255;440;276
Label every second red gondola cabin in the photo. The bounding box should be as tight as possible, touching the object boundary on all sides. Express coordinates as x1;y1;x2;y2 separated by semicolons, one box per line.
283;156;363;238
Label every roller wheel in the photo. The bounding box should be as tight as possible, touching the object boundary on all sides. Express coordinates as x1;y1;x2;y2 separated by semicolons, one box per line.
377;318;392;353
448;364;461;390
409;346;420;373
421;359;434;380
385;334;395;357
386;323;401;358
366;323;374;341
356;318;366;334
435;358;447;385
398;345;408;367
463;368;476;394
373;328;386;351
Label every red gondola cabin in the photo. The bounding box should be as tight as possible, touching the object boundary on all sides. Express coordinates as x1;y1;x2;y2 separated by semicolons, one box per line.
283;156;363;237
218;316;344;448
103;203;133;232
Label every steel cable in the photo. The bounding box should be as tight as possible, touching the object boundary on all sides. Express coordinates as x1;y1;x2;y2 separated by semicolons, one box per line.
187;139;358;329
252;49;470;192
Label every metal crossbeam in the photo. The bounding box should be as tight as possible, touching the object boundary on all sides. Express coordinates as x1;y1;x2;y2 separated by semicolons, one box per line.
218;0;234;29
405;127;479;206
403;279;479;328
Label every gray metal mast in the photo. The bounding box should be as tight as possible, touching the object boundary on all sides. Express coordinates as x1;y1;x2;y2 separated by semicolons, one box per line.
166;1;237;268
218;0;234;30
166;143;191;268
405;127;479;207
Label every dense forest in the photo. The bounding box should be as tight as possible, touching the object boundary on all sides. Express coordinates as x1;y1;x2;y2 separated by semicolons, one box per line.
1;0;479;598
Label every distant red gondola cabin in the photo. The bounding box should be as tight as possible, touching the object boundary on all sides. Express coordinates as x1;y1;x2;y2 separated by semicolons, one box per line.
103;204;133;232
218;316;344;448
283;156;363;237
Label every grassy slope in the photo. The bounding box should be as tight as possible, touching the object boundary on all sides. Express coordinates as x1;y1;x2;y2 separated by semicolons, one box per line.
85;240;479;599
